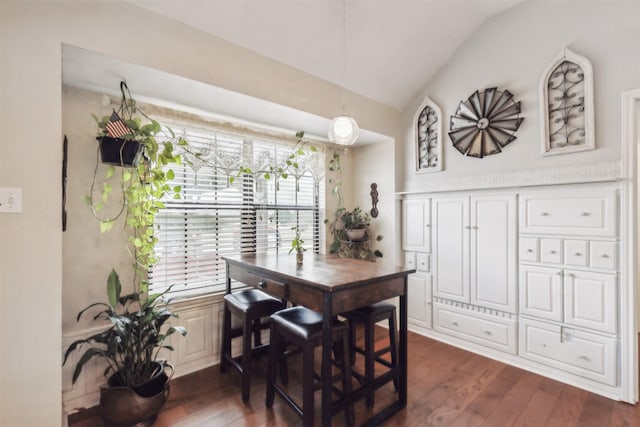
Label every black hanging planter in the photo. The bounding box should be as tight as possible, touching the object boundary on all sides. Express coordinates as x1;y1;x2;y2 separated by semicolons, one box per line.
97;136;143;167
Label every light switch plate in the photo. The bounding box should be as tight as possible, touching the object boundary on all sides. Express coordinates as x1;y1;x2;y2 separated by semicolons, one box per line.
0;187;23;213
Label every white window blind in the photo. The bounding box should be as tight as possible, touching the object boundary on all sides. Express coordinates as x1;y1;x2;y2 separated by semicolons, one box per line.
149;122;324;299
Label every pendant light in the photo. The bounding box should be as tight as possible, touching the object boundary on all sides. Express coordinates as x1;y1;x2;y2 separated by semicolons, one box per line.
328;0;359;145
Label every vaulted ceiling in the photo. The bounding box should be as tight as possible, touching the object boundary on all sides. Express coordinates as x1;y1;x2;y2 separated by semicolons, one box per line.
127;0;524;111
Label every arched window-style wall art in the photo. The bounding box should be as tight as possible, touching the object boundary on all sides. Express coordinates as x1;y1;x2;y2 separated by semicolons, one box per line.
414;96;443;172
540;48;594;155
448;87;524;158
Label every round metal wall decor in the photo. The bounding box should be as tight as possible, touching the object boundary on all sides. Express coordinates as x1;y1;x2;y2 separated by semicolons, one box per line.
448;87;523;158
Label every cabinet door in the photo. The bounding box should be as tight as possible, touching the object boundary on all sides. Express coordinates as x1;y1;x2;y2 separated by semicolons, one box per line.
407;274;432;330
433;197;469;303
402;198;431;252
470;195;517;312
519;265;563;322
564;270;617;334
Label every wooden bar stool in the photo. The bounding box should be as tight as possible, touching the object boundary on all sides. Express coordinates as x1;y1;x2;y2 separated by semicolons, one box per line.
266;306;355;426
220;288;286;403
341;302;399;409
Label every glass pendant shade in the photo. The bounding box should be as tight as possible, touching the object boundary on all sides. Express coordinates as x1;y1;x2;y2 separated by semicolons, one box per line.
328;115;359;145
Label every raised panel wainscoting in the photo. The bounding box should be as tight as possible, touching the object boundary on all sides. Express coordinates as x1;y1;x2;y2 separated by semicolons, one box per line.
62;296;225;418
401;182;634;403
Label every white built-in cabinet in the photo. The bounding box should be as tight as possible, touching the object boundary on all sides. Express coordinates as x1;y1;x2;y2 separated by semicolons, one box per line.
401;183;625;399
517;187;619;388
402;198;432;334
432;194;517;312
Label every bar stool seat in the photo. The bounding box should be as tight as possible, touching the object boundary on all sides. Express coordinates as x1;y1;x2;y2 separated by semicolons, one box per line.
341;301;399;409
220;288;286;403
266;306;355;426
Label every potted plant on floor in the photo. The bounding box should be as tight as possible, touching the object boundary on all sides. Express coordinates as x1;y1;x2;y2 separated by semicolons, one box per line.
66;81;188;426
64;270;186;427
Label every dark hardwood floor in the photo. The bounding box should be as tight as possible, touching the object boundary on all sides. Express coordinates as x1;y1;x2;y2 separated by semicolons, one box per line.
69;329;640;426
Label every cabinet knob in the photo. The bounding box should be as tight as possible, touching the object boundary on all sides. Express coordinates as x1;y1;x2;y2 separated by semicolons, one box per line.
258;280;267;289
473;226;479;230
452;321;459;327
541;212;549;216
464;225;471;229
527;249;534;253
575;252;581;256
578;355;590;361
581;212;590;216
602;254;609;258
550;250;556;254
426;224;431;228
483;331;492;336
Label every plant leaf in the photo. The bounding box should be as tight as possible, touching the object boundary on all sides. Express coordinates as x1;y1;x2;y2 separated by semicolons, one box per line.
100;221;114;233
107;269;121;310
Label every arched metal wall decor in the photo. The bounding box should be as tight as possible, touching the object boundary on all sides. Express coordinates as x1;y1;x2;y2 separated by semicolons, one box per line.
540;48;594;155
414;96;443;172
448;87;523;158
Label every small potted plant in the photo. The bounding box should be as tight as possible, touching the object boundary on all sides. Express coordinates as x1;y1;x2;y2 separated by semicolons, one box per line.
289;226;306;264
63;269;187;426
341;207;370;241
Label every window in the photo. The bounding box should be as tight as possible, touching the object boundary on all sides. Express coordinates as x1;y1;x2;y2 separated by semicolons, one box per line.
149;121;325;299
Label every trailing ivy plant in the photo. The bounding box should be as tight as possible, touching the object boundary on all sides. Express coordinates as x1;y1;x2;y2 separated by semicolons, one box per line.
88;82;186;279
180;130;317;187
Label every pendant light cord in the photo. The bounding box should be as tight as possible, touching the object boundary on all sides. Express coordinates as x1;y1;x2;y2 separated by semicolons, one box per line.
341;0;347;114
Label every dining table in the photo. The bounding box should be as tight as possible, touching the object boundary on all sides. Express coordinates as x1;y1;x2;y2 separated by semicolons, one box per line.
223;253;416;426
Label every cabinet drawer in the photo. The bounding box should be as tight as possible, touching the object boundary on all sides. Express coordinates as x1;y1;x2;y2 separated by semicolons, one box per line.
519;237;539;262
590;241;617;270
519;189;616;237
434;303;517;354
416;253;430;272
519;318;617;386
228;265;288;300
540;238;563;264
564;240;589;267
405;252;417;269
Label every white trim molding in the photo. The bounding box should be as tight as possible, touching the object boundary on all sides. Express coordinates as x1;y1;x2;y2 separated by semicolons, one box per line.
414;96;443;173
540;48;595;156
620;89;640;403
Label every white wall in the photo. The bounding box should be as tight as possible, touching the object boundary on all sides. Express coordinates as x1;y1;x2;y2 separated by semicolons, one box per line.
399;1;640;193
0;2;400;425
62;87;137;334
353;141;396;264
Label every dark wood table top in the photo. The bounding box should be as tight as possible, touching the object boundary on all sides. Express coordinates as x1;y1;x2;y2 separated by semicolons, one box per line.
223;253;415;293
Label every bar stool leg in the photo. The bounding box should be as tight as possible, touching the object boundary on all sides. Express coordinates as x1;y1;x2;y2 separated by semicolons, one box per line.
364;316;375;409
302;344;315;427
266;323;281;408
241;314;253;403
389;308;399;391
220;302;232;373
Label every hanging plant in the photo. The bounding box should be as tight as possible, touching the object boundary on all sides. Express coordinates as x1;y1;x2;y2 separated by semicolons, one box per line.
87;81;187;275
